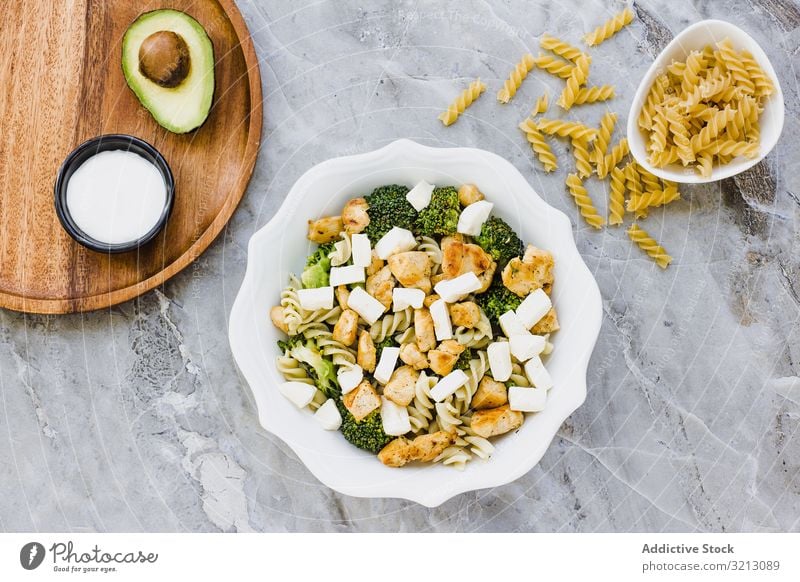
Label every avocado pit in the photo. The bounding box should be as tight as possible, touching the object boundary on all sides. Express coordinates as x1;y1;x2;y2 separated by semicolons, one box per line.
138;30;191;88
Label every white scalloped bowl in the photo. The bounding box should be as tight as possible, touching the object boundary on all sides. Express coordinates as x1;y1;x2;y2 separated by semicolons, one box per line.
627;19;784;184
229;139;602;506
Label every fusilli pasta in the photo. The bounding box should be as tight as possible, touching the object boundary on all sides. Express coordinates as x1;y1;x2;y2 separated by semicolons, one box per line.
565;173;605;229
627;224;672;269
497;53;535;103
583;8;634;47
438;78;486;126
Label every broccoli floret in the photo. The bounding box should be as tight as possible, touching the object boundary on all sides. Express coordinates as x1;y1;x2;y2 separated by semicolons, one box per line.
278;337;339;398
415;186;460;238
300;242;335;289
475;281;523;327
363;184;416;244
336;401;394;454
454;347;474;371
475;216;524;268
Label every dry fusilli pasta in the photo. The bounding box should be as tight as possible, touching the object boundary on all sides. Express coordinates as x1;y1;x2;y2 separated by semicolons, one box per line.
565;173;605;229
583;8;634;47
627;224;672;269
497;53;535;103
438;79;486;126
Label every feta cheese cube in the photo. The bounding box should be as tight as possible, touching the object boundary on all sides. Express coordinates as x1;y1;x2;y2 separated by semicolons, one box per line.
405;180;435;211
278;381;317;408
374;227;417;260
456;200;494;236
434;272;482;303
298;287;333;311
374;346;400;384
381;396;412;436
508;386;547;412
429;299;453;341
314;398;343;430
351;233;372;267
347;287;385;325
509;334;546;362
392;287;425;311
337;365;364;395
329;265;365;287
429;369;469;402
498;310;528;338
487;341;512;382
516;288;552;329
524;356;553;390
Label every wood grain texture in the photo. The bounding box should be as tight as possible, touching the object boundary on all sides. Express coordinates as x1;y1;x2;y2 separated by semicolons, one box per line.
0;0;262;314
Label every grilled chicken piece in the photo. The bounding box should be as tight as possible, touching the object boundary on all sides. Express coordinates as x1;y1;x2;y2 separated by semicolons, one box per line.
458;183;484;206
366;251;385;277
383;365;419;406
531;307;560;334
472;377;508;410
441;237;495;291
399;342;429;370
343;380;381;421
342;197;370;234
335;285;350;310
332;309;359;346
387;251;432;293
357;330;377;372
414;308;436;352
449;301;481;328
307;216;343;243
428;340;464;376
470;404;523;438
366;265;395;309
270;306;288;333
378;431;456;467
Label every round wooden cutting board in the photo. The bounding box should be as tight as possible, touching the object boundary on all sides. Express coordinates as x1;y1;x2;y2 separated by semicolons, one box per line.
0;0;262;314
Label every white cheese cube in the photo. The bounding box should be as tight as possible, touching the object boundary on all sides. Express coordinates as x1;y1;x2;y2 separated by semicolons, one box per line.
509;334;546;362
298;286;333;311
374;227;417;260
429;299;453;341
516;288;552;329
329;265;365;287
456;200;494;236
381;396;412;436
313;398;343;430
405;180;435;211
498;310;529;338
434;272;482;303
278;381;317;408
429;370;469;402
392;287;425;311
524;356;554;390
374;346;400;384
351;233;372;267
337;365;363;395
347;287;385;325
508;386;547;412
487;341;512;382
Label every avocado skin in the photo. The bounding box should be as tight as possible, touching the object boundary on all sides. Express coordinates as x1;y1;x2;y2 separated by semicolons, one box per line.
122;9;215;134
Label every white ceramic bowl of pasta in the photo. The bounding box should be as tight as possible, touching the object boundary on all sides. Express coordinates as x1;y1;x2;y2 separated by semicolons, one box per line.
228;139;602;506
627;19;784;184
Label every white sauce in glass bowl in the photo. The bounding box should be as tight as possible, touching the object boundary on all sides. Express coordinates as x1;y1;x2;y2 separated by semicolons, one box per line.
65;150;167;245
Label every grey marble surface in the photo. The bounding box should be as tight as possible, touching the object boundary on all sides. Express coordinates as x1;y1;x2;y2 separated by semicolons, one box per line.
1;0;799;533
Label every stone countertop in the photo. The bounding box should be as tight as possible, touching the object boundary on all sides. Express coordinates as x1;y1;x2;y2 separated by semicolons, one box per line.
1;0;798;532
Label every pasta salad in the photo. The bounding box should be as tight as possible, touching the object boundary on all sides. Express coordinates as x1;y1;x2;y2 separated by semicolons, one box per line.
269;182;559;469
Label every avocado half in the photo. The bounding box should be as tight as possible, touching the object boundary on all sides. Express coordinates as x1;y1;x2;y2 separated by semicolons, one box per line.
122;10;215;134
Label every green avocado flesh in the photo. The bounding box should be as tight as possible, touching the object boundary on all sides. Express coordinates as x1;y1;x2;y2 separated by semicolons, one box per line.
122;9;215;134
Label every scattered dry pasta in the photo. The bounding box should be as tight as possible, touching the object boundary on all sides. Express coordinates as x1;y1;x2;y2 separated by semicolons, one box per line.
637;38;773;176
497;53;535;103
574;85;615;104
608;165;626;225
557;53;591;110
571;137;593;178
603;137;629;174
565;173;605;229
533;53;575;79
519;118;558;172
540;33;585;62
627;224;672;269
537;118;598;141
532;93;549;115
584;8;634;47
438;78;486;126
594;111;617;178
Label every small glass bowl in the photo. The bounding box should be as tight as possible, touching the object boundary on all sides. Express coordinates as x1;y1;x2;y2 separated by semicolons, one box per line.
54;134;175;253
